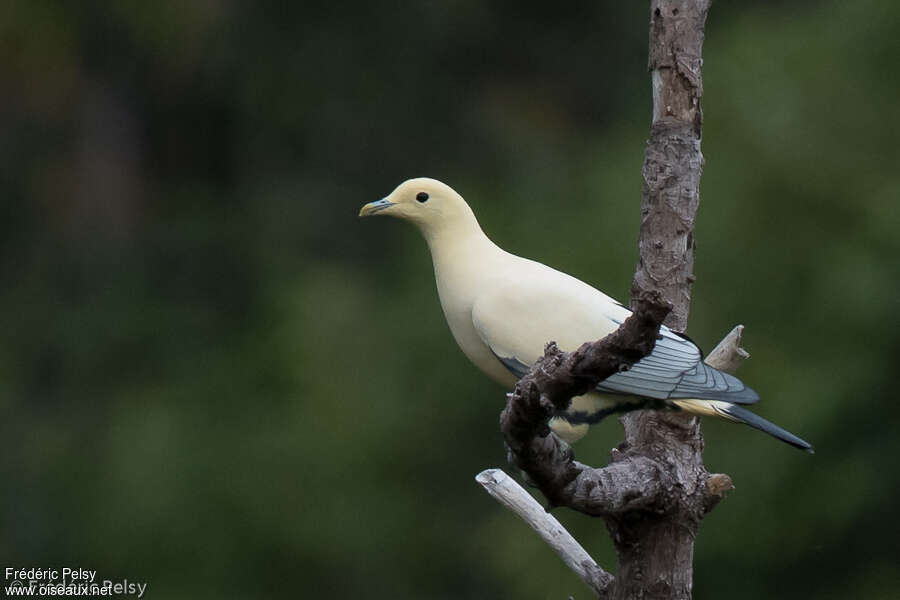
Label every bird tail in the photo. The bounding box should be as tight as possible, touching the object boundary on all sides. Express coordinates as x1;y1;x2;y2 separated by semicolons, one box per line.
672;399;814;453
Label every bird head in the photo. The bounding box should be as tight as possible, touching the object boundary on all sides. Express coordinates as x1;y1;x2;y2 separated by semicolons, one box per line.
359;178;476;236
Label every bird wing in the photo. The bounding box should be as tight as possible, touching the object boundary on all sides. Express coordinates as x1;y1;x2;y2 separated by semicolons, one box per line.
470;263;758;404
470;263;622;374
597;326;759;403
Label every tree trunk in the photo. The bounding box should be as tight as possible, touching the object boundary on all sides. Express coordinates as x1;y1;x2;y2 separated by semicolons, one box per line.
615;1;710;598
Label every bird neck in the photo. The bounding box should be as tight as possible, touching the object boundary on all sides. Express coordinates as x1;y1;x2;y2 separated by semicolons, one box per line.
422;213;499;268
422;213;510;326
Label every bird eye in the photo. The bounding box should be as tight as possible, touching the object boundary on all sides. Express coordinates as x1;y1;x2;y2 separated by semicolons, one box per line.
416;192;429;203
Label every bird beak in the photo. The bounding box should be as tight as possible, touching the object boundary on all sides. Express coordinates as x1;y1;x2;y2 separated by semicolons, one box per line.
359;198;396;217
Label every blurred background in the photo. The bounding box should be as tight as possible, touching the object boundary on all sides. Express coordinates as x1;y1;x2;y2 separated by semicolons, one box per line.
2;1;899;598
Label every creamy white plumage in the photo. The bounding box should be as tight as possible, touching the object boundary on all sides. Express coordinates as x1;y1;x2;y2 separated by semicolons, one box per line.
360;178;812;451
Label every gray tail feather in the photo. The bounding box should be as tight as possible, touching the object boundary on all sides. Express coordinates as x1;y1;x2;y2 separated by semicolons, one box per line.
721;404;814;453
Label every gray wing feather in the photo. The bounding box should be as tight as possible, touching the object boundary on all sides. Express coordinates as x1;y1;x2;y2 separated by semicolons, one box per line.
495;354;530;379
491;329;759;405
596;330;759;404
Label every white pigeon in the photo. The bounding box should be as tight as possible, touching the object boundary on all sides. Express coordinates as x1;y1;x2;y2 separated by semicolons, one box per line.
360;177;812;452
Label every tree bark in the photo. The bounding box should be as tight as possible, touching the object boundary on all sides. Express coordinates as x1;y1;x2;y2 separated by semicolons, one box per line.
613;1;710;597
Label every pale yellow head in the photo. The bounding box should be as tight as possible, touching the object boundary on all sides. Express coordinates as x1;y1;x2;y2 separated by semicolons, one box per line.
359;178;478;239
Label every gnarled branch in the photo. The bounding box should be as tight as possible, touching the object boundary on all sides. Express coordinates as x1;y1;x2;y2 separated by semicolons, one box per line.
479;322;750;598
499;290;672;512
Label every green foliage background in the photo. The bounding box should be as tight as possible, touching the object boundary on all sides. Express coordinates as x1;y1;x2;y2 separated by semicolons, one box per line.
2;1;899;598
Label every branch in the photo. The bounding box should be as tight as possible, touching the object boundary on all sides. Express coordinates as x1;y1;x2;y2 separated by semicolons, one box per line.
699;325;749;512
475;469;614;599
705;325;750;374
499;290;672;512
479;322;752;595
